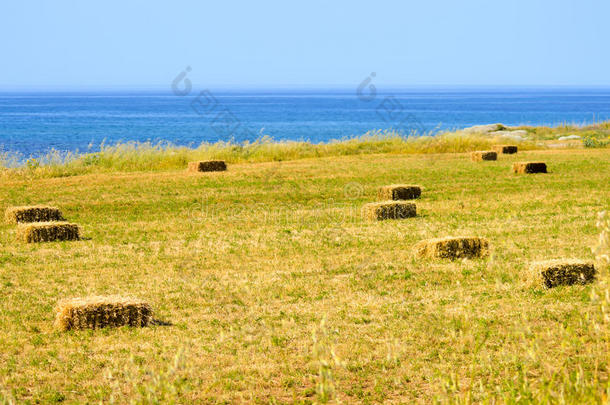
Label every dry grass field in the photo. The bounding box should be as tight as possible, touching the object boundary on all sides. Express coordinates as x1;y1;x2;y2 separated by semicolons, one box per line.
0;148;608;404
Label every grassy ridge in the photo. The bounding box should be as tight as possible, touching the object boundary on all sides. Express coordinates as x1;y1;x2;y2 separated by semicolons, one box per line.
0;148;608;403
1;122;609;179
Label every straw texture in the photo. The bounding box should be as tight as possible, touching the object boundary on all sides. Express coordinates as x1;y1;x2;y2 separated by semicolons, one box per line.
5;206;64;224
362;201;417;221
187;161;227;172
17;222;79;243
54;296;153;331
377;185;421;201
414;236;489;259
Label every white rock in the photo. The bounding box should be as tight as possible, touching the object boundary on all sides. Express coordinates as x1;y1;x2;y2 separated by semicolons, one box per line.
557;134;581;141
462;123;506;133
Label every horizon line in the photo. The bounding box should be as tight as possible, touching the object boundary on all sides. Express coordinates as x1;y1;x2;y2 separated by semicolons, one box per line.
2;84;610;93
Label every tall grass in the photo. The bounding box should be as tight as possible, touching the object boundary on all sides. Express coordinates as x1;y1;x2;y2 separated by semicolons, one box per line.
0;118;610;177
0;130;540;179
512;120;610;141
2;121;609;179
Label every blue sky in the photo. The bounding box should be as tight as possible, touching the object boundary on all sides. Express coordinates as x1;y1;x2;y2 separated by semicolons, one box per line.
1;0;608;88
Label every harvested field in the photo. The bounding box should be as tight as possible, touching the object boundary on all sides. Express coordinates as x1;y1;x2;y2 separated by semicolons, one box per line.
0;148;608;403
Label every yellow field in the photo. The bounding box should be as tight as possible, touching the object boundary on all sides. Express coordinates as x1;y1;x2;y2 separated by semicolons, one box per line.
0;148;608;404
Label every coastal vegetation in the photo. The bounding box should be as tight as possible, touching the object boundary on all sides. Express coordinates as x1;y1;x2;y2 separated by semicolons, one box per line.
1;122;608;179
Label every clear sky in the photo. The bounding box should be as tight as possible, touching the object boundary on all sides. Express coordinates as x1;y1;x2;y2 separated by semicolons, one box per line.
1;0;608;89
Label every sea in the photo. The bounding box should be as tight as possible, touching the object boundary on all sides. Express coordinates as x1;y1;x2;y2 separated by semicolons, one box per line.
1;87;610;159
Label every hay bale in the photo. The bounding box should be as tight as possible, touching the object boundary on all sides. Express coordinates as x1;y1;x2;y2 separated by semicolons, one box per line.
377;185;421;201
5;205;64;224
187;160;227;172
470;151;497;161
512;162;547;174
414;236;489;259
54;296;153;331
362;201;416;221
492;145;518;154
17;222;79;243
529;259;596;288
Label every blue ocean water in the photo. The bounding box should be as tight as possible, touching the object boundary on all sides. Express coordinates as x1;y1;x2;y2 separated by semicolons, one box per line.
1;87;610;158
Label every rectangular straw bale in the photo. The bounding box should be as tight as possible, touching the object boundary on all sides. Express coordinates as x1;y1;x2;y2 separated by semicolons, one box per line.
362;201;416;221
187;160;227;172
377;185;421;201
512;162;547;174
470;151;497;161
415;236;489;259
5;205;64;224
529;259;596;288
54;296;153;331
492;145;518;154
17;222;79;243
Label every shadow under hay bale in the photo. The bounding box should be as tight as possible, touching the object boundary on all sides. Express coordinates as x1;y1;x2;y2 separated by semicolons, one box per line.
470;151;497;161
5;206;64;224
187;160;227;172
362;201;416;221
414;236;489;259
17;222;80;243
378;185;421;201
512;162;547;174
54;296;153;331
529;260;596;288
493;145;518;154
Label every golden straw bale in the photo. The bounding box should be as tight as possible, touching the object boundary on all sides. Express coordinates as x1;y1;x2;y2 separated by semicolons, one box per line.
512;162;547;174
16;222;79;243
414;236;489;259
528;259;596;288
470;151;497;161
54;296;153;331
492;145;518;154
362;201;416;221
377;185;421;201
187;160;227;172
5;205;64;224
